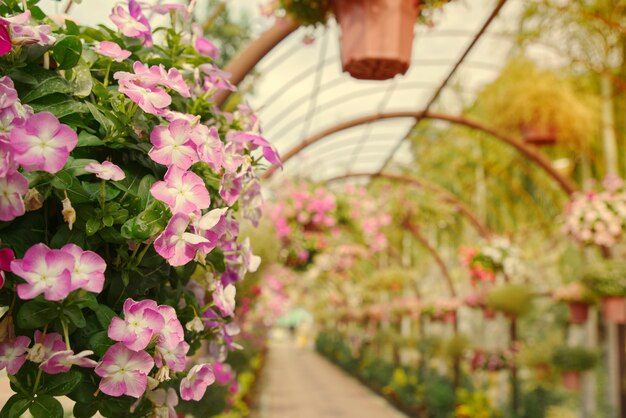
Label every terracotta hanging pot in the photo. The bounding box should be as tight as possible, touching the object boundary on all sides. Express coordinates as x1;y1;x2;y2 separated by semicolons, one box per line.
521;123;557;146
601;296;626;324
567;302;589;324
560;371;581;391
331;0;420;80
483;308;496;320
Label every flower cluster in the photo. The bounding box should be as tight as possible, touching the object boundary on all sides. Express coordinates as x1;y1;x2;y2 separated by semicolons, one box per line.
0;1;277;417
460;237;525;285
564;176;626;247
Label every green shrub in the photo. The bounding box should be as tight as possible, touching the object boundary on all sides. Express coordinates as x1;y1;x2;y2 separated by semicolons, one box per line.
551;346;597;372
486;284;534;317
581;262;626;297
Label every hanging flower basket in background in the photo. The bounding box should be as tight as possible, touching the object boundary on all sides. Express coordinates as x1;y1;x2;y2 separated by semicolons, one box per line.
331;0;420;80
601;296;626;324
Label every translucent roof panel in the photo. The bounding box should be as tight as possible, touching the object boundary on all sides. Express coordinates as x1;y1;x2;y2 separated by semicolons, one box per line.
248;0;524;182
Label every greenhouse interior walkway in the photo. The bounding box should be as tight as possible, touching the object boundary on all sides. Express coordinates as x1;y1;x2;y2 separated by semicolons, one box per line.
252;336;408;418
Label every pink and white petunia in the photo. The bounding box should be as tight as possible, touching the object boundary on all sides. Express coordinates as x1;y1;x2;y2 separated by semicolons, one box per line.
0;247;14;289
93;41;131;62
154;213;210;266
156;305;184;349
180;363;215;401
0;336;30;374
11;243;74;301
30;330;65;363
192;125;223;171
118;81;171;115
10;111;77;173
212;282;236;317
150;167;211;214
0;76;18;110
95;343;154;398
155;340;189;373
228;131;282;167
148;120;199;169
3;11;55;47
41;349;98;374
61;244;107;293
108;298;165;351
219;172;244;206
0;22;10;56
110;0;152;46
85;160;126;181
192;207;228;256
0;168;27;221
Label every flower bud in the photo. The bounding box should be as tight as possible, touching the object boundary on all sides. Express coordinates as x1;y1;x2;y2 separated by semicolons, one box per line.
147;376;159;391
155;365;170;382
27;343;46;363
61;196;76;231
185;316;204;333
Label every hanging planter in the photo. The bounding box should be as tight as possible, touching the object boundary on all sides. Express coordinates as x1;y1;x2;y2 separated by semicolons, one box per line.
552;282;595;324
331;0;420;80
601;296;626;324
521;123;557;146
567;302;590;324
551;346;597;392
560;371;582;391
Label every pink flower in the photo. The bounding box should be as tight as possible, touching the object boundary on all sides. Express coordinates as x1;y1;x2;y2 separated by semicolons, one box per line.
110;0;152;46
95;343;154;398
0;22;10;56
85;160;126;181
0;76;17;109
212;362;235;385
40;350;98;374
180;364;215;401
155;340;189;372
154;213;210;266
108;298;165;351
192;24;219;59
0;336;30;374
150;167;210;214
161;67;191;98
31;330;65;363
192;125;223;171
219;172;244;206
213;282;236;317
0;169;27;221
61;244;107;293
10;111;77;173
221;143;244;174
93;41;131;62
156;305;184;349
148;120;199;169
2;12;55;46
199;64;235;92
228;131;281;167
11;243;74;301
118;81;171;115
0;247;14;289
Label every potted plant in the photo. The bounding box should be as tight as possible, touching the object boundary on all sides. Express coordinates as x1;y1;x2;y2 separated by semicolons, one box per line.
486;284;534;318
551;347;597;391
552;282;596;324
474;57;598;147
518;341;556;382
582;262;626;323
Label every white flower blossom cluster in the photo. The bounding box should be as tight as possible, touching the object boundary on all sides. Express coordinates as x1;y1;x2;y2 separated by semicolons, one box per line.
481;237;525;279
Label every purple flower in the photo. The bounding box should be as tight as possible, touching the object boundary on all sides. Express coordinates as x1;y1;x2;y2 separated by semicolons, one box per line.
118;81;171;115
219;172;244;206
40;350;98;374
180;363;215;401
155;340;189;373
93;41;131;62
156;305;184;349
0;76;18;110
0;22;10;56
95;343;154;398
228;131;281;167
108;298;165;351
11;243;74;301
0;247;14;289
192;125;223;171
10;111;77;173
213;282;236;317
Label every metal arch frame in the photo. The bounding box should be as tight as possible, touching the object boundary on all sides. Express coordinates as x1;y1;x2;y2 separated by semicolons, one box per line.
326;171;491;239
262;110;578;195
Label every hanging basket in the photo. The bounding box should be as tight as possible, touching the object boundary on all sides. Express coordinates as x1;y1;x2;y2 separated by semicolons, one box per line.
601;296;626;324
331;0;420;80
560;371;582;391
521;123;557;146
567;302;589;324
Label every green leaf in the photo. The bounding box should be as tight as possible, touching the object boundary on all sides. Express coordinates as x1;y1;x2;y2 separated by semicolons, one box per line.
95;305;116;329
85;218;101;236
73;402;98;418
29;95;89;118
52;36;83;70
39;370;82;396
50;225;86;248
89;331;113;357
64;158;100;177
0;394;30;418
120;200;168;242
20;72;73;103
29;394;63;418
77;131;104;147
16;300;59;329
81;182;121;202
73;291;99;310
85;102;115;134
63;305;86;328
51;169;75;190
65;19;80;36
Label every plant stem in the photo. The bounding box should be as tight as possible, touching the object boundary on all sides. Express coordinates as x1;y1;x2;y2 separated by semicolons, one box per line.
103;60;112;87
62;319;71;350
32;368;43;395
99;179;106;209
134;242;152;266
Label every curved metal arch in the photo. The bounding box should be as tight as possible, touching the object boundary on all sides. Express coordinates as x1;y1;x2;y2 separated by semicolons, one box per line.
326;171;491;239
263;111;578;195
